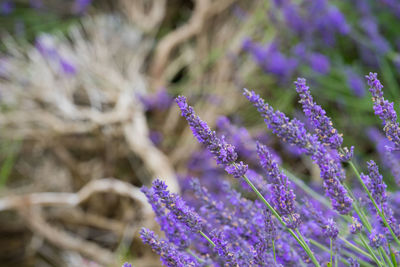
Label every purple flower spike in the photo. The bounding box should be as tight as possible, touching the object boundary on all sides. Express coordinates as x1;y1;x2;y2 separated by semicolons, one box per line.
346;70;365;98
366;73;400;150
362;161;387;205
176;96;248;178
244;89;352;214
295;77;342;149
152;179;204;233
348;258;360;267
323;218;339;239
349;217;363;234
368;229;386;248
308;53;331;74
257;143;299;227
140;228;197;266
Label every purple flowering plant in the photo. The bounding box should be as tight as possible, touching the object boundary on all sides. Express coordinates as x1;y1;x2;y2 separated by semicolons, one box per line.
241;0;400;170
135;73;400;266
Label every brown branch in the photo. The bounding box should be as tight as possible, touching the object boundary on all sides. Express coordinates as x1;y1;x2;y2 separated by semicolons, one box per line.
150;0;236;89
20;207;116;266
0;178;151;215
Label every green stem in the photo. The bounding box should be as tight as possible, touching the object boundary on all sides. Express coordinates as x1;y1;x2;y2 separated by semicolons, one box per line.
389;243;398;267
359;234;383;267
330;239;333;266
339;237;374;261
343;183;372;231
272;239;276;263
186;249;206;263
200;231;216;247
241;174;321;267
348;160;400;247
380;247;394;267
309;239;375;267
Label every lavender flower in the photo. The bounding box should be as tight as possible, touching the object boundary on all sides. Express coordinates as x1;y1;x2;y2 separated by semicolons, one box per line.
302;201;339;240
59;58;77;75
368;229;386;248
368;127;400;185
176;96;248;178
366;72;400;150
73;0;92;14
323;218;339;239
361;160;400;237
308;53;330;74
349;217;363;234
362;160;387;205
210;230;240;266
346;69;365;97
152;179;204;233
140;228;197;267
0;0;14;15
244;89;352;214
122;263;132;267
242;40;298;81
295;77;342;149
141;186;190;249
347;258;360;267
257;143;300;228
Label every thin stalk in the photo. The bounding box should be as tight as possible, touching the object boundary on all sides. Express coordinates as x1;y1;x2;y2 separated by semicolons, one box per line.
241;174;321;267
380;247;394;267
388;243;398;267
186;249;206;263
348;160;400;247
330;239;333;266
309;239;375;267
339;237;374;261
343;183;372;231
200;231;216;247
359;234;383;267
334;255;338;267
343;183;393;262
272;240;276;263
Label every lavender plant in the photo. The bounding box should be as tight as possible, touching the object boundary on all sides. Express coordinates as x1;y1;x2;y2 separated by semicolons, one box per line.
241;0;400;165
137;73;400;266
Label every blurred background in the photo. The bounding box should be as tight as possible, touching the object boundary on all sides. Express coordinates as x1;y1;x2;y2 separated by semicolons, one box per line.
0;0;400;266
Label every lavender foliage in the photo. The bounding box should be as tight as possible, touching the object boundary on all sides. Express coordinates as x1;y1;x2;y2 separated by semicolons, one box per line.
139;74;400;267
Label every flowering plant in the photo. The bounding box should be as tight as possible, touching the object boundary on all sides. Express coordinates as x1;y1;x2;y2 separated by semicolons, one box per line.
138;73;400;267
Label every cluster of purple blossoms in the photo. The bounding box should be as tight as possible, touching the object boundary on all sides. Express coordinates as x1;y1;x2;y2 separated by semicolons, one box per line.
350;216;363;234
133;73;400;267
244;87;352;214
257;143;300;228
366;72;400;151
176;96;248;178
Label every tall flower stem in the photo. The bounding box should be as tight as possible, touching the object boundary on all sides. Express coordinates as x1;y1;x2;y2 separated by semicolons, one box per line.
272;240;276;263
309;239;375;267
348;160;400;247
241;174;321;267
339;237;373;261
359;234;383;267
200;231;216;247
186;249;206;263
380;248;394;267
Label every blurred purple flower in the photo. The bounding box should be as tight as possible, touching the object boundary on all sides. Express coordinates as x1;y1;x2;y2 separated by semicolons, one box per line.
346;69;365;97
73;0;92;14
0;0;14;15
59;58;77;75
308;53;330;74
